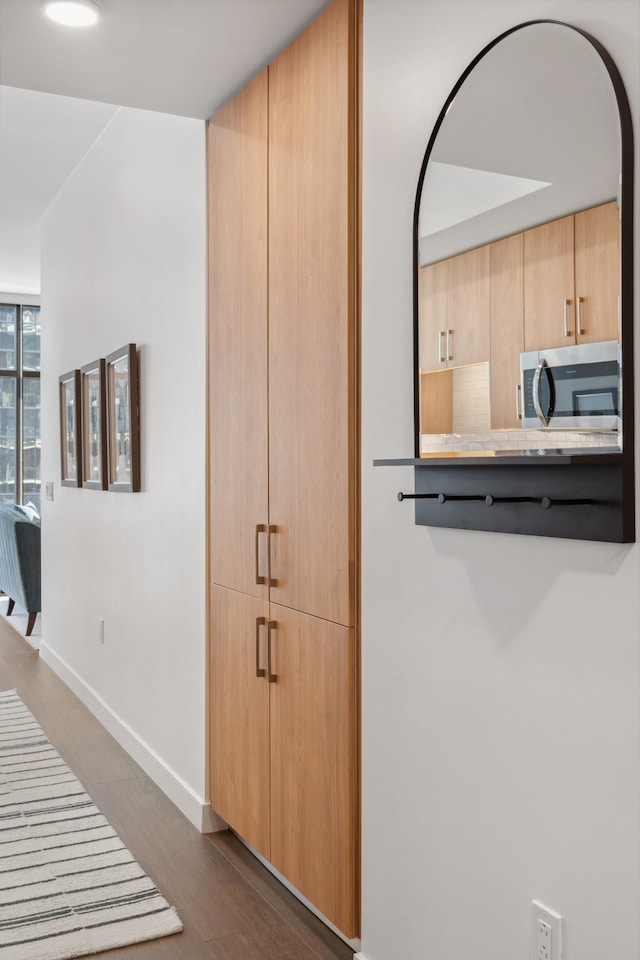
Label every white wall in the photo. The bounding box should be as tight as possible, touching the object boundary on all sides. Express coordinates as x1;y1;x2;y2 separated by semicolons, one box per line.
39;106;213;829
0;215;41;294
360;2;639;960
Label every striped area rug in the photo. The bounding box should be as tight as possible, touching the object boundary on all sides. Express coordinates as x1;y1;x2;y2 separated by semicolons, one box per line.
0;689;183;959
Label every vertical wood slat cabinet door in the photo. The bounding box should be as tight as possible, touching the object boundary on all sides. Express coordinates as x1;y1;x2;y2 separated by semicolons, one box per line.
209;585;271;860
267;0;357;627
208;69;269;600
574;201;620;344
268;604;357;937
523;214;575;351
419;259;450;372
490;233;524;429
447;245;490;367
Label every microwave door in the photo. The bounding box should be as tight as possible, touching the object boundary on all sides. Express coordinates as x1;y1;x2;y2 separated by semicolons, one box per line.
532;359;555;426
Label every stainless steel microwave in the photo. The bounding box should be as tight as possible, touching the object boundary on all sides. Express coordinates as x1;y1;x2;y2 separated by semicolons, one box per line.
519;340;621;430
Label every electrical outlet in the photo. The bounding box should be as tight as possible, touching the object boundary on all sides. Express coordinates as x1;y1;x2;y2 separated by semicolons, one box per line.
98;618;105;644
531;901;562;960
537;920;551;960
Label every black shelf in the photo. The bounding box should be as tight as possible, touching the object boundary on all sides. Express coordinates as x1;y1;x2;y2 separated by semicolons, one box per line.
373;453;633;542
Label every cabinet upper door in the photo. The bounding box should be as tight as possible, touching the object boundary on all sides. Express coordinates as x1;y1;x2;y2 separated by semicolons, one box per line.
209;585;270;860
523;213;575;351
490;233;524;429
419;259;449;372
447;245;490;367
208;70;269;599
574;201;620;344
268;604;356;938
267;0;356;626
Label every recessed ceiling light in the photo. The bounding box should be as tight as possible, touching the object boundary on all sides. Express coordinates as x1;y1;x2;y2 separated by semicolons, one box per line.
43;0;101;27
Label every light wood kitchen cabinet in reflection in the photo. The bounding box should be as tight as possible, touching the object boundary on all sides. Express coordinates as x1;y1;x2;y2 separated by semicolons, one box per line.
490;232;524;429
524;200;620;350
419;246;490;372
419;258;449;371
574;201;620;343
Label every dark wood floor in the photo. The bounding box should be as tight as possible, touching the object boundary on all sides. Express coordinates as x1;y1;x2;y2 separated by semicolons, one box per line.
0;618;355;960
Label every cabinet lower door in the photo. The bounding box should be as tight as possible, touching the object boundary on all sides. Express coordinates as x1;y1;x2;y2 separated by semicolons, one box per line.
268;604;356;937
210;585;270;860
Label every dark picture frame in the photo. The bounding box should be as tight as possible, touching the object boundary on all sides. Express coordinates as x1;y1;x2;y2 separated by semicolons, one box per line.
59;370;82;487
81;358;107;490
105;343;140;492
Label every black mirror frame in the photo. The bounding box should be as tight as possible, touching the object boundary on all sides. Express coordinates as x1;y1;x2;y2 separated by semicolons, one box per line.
413;19;634;470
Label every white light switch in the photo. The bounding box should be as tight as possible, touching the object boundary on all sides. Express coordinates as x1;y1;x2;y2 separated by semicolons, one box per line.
45;481;54;501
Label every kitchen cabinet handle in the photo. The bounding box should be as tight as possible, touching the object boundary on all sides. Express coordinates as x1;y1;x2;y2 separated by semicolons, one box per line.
255;524;266;585
255;616;266;678
576;296;585;335
515;383;522;420
563;298;572;337
533;358;553;426
446;329;453;361
267;524;277;587
438;330;445;363
267;620;277;683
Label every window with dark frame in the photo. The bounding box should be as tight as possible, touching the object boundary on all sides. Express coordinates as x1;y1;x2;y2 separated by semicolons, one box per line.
0;303;41;512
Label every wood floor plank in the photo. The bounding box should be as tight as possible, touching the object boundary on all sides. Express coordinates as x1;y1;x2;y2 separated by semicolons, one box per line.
204;926;328;960
97;922;217;959
90;779;287;942
209;832;355;960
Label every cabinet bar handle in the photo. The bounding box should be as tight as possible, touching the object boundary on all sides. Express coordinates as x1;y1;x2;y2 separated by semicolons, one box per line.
255;524;266;585
255;617;266;678
438;330;445;363
267;620;277;683
446;329;453;361
576;296;585;335
267;524;277;587
515;383;522;420
563;298;572;337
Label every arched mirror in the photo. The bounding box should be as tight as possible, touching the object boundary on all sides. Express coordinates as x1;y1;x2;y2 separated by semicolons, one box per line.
414;20;633;464
373;20;633;541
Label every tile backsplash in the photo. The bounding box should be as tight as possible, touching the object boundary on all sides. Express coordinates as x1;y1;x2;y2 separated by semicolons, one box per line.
421;429;620;454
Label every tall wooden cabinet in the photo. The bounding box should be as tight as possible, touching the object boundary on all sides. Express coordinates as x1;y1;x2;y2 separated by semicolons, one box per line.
207;0;359;939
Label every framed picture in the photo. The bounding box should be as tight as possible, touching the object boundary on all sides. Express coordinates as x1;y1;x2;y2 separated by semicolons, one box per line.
81;358;107;490
59;370;82;487
106;343;140;492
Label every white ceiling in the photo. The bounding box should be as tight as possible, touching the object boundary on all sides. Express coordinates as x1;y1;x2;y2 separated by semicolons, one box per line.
0;0;329;293
0;0;328;118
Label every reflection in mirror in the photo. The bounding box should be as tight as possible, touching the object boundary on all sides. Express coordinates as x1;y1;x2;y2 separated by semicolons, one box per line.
416;22;624;458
